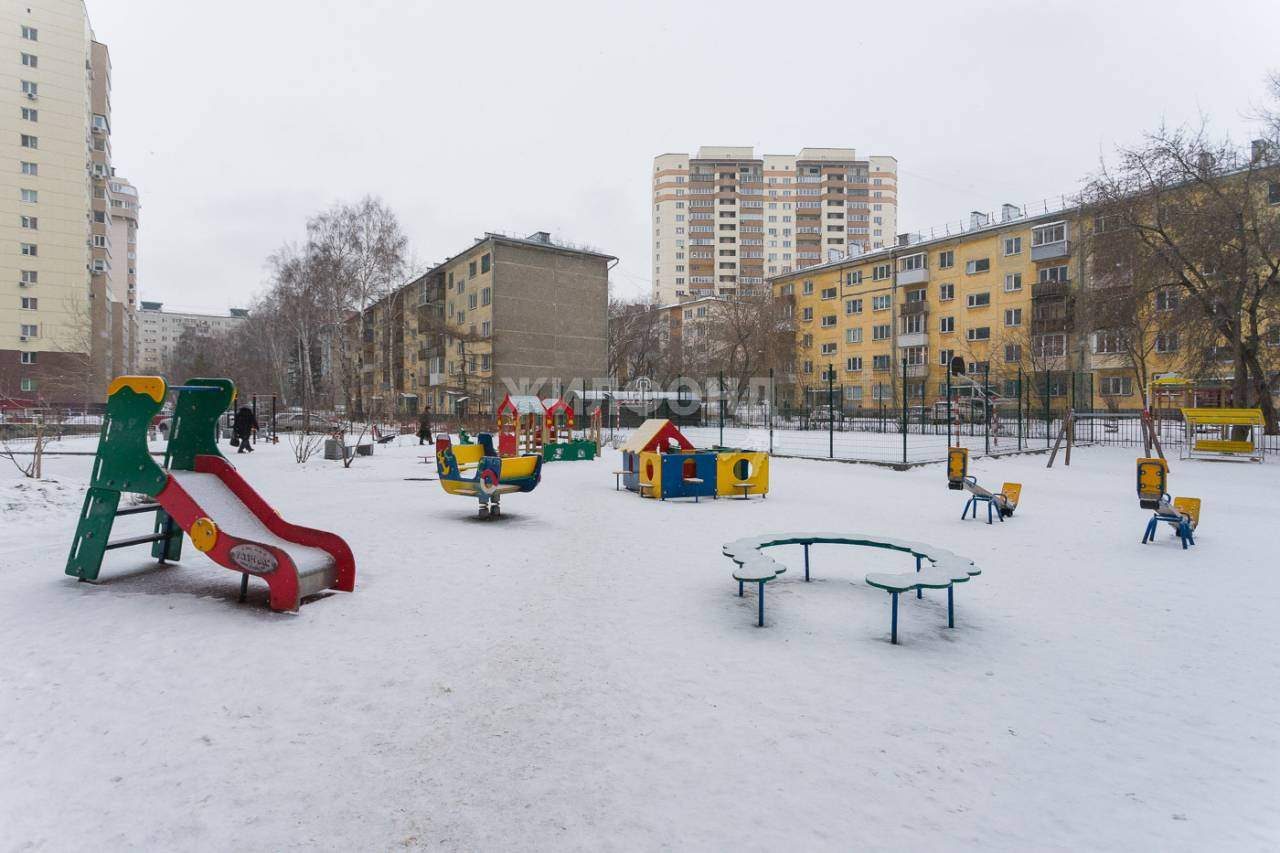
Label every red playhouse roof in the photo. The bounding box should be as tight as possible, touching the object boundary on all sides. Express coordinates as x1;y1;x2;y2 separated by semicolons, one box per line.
619;418;694;454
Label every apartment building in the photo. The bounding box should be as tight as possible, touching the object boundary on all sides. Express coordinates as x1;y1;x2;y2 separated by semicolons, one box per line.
107;174;138;374
136;302;248;374
350;231;614;418
652;147;897;304
0;1;134;403
774;205;1097;411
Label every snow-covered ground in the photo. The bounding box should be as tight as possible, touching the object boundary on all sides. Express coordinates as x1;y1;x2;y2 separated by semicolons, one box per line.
2;434;1278;851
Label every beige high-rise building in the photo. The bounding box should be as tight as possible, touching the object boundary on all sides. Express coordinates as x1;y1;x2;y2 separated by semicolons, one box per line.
652;147;898;305
0;0;132;404
107;175;138;375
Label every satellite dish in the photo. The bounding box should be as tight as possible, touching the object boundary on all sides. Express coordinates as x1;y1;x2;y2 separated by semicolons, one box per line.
950;356;966;376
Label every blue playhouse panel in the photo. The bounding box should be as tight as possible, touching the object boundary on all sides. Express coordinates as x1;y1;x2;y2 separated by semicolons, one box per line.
659;451;717;499
622;451;642;491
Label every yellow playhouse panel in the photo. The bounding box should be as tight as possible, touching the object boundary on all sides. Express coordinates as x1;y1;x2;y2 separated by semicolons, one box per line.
638;450;663;499
716;452;770;497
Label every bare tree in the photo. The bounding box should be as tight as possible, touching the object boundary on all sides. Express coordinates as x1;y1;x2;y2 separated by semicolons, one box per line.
608;298;667;386
1080;104;1280;431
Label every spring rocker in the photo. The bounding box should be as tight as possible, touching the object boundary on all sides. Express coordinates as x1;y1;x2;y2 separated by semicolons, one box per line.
1136;458;1200;548
435;432;542;518
65;376;356;612
947;447;1020;524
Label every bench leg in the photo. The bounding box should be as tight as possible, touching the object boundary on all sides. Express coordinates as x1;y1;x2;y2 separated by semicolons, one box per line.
947;585;954;628
803;543;810;582
239;572;249;603
915;555;923;599
891;592;899;645
757;581;765;627
738;579;743;597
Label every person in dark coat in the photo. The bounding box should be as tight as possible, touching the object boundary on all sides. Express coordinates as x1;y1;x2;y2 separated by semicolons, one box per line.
417;407;433;446
233;406;258;453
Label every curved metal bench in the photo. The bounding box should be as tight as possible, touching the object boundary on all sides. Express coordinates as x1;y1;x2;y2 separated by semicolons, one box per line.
722;532;982;644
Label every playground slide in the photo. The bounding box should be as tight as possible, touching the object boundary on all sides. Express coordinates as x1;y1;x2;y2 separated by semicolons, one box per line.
156;454;355;611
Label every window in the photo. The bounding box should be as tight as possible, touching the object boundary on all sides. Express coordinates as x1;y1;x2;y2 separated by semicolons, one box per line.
21;53;37;68
1005;308;1022;326
21;107;36;122
939;316;955;333
965;258;990;274
1155;288;1179;311
872;323;891;341
1100;376;1133;397
21;80;37;96
1034;334;1066;358
1094;331;1126;354
821;286;837;300
20;297;37;310
802;361;813;374
900;253;926;271
846;356;863;372
1155;332;1179;353
967;327;991;341
21;378;36;392
1032;222;1067;246
468;293;477;309
468;260;476;277
802;279;814;295
801;306;813;322
938;283;954;301
1039;265;1069;283
845;298;863;315
481;354;491;371
1004;344;1022;363
872;263;891;281
821;314;837;327
20;270;36;284
20;161;37;176
1270;182;1280;206
20;323;38;338
1004;236;1022;256
20;189;37;203
938;250;955;269
481;287;491;306
1004;273;1022;292
903;313;925;334
821;342;837;355
939;347;954;367
846;270;862;285
967;292;991;308
20;243;36;256
21;25;37;40
20;216;36;230
20;352;36;364
872;354;891;371
846;328;862;344
20;134;37;149
872;294;891;311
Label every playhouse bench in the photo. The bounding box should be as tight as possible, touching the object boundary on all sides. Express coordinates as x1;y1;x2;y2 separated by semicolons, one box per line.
721;533;981;643
1193;439;1254;455
732;481;760;500
613;469;626;490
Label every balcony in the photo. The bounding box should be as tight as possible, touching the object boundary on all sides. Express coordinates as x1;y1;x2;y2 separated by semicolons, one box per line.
1031;316;1072;334
1032;280;1070;300
904;363;930;378
897;267;929;285
900;301;929;317
1090;353;1129;370
1031;239;1071;261
428;372;445;386
898;332;929;348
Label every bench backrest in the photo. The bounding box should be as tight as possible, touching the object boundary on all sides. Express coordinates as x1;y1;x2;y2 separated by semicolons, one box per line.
947;447;968;490
1136;458;1167;510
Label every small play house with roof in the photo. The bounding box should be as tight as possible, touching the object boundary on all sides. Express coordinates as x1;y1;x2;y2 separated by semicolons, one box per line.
618;418;768;501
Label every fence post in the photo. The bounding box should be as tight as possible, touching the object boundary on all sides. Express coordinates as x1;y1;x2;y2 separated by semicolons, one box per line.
827;364;834;459
718;370;725;448
983;362;991;456
947;368;953;448
901;358;908;465
1045;371;1052;448
768;367;774;455
1017;366;1023;451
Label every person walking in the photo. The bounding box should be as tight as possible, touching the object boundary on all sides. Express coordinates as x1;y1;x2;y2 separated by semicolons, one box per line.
417;406;433;446
233;405;258;454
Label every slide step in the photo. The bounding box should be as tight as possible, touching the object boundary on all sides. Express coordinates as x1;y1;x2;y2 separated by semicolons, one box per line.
104;532;172;551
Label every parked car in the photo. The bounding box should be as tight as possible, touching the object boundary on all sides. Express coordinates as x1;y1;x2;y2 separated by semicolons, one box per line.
810;405;844;424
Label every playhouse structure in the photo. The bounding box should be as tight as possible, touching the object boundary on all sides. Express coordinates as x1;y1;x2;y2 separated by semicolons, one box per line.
65;376;356;612
1180;408;1264;462
436;432;542;518
618;418;768;500
495;392;599;462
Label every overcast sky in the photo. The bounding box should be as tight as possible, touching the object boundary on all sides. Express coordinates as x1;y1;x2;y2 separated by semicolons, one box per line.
91;0;1279;311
